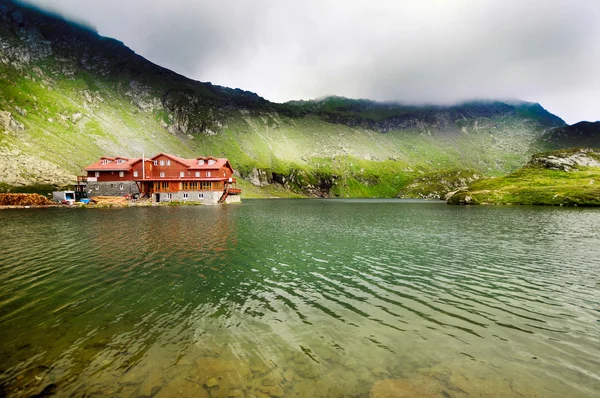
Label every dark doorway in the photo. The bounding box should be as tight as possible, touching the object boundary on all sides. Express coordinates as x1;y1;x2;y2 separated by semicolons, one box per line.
155;193;160;202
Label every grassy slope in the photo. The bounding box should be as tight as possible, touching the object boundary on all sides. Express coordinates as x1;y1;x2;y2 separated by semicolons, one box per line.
448;150;600;206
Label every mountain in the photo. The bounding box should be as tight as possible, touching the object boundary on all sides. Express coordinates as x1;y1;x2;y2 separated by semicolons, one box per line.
0;0;572;197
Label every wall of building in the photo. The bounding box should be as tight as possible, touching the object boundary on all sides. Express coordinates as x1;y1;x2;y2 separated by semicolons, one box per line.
88;170;134;182
225;194;242;204
87;181;140;197
152;190;222;204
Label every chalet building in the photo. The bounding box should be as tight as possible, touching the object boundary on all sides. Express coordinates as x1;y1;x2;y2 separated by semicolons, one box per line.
80;153;241;204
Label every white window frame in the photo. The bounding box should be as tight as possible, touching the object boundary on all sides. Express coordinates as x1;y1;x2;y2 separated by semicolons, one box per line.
95;184;99;190
119;171;124;178
198;193;204;199
160;160;165;166
119;184;124;190
166;193;172;200
160;172;165;178
153;160;158;166
180;171;185;177
206;171;211;177
95;171;99;177
166;160;171;166
195;171;200;177
133;171;138;177
198;159;205;165
208;159;216;165
183;193;188;199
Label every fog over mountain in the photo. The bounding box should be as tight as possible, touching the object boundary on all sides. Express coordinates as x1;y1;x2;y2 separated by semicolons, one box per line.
19;0;600;124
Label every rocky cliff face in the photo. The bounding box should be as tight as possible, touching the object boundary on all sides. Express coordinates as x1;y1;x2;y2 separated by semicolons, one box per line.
543;121;600;149
0;0;575;197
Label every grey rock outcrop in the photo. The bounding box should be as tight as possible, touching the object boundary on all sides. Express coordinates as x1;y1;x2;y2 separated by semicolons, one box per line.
0;110;25;133
247;168;270;187
531;149;600;171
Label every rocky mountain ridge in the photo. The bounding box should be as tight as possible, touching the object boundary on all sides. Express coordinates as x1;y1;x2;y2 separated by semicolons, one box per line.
0;0;591;198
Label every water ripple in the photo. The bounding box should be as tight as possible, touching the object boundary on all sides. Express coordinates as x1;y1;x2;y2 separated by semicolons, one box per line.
0;203;599;397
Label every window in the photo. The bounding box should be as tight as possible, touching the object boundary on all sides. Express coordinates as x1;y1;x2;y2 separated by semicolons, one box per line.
178;171;184;177
182;181;198;190
119;171;124;178
116;159;125;165
95;172;99;177
206;171;211;177
153;160;158;166
133;171;138;177
195;171;200;177
183;193;188;199
198;193;204;199
95;184;99;190
160;160;165;166
223;171;226;177
119;184;124;190
101;159;110;165
166;193;172;200
208;159;216;165
160;172;165;178
198;159;205;165
162;182;169;190
166;160;171;166
201;181;211;190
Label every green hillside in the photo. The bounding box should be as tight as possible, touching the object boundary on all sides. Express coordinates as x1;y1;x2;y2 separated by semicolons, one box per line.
0;0;571;198
448;148;600;206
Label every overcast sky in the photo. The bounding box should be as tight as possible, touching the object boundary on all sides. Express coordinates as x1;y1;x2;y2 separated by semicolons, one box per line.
23;0;600;124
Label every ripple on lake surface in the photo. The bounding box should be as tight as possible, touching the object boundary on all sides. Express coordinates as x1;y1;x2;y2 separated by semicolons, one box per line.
1;199;599;397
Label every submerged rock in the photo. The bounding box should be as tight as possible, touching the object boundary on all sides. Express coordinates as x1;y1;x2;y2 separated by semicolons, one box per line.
205;377;219;388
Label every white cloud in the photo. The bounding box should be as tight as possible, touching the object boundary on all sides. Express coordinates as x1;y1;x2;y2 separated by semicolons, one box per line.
23;0;600;123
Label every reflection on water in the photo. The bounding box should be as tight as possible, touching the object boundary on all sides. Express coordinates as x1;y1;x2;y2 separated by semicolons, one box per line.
1;200;600;397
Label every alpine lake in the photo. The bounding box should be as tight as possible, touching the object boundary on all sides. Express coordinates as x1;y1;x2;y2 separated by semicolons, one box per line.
1;199;599;397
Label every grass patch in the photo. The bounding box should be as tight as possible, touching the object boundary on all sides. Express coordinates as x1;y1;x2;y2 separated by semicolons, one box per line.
449;164;600;206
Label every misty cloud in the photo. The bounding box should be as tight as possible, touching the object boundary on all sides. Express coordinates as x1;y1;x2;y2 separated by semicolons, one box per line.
22;0;600;123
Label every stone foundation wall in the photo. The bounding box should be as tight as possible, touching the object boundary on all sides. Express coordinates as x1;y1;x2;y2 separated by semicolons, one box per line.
87;184;241;204
153;190;222;204
88;181;140;197
225;194;241;204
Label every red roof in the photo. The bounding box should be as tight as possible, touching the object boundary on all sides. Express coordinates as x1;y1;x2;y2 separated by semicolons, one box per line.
186;157;230;170
85;157;142;171
150;153;232;171
150;153;190;167
85;154;235;173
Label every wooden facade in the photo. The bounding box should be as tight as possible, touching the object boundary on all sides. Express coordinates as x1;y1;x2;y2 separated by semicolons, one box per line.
82;153;240;203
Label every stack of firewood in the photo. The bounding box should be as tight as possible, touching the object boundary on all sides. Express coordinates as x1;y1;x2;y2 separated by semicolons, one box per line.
90;196;128;205
0;193;54;206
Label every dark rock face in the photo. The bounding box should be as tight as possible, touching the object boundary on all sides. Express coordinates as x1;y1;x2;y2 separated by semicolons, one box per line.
543;121;600;149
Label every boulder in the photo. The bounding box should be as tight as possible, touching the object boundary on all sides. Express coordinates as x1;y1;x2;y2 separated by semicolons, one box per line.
0;110;11;130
